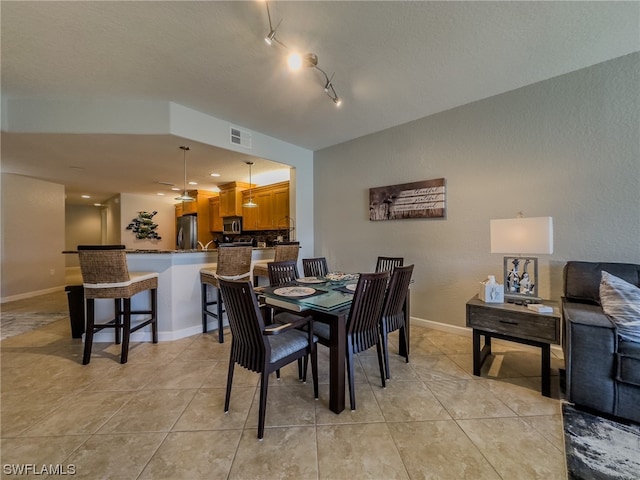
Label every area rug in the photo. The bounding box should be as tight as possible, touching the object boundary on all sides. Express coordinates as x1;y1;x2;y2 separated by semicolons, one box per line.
0;312;68;340
563;402;640;480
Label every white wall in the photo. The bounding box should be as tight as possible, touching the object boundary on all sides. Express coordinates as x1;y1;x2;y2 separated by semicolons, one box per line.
119;193;177;250
65;205;102;268
314;53;640;329
1;174;66;301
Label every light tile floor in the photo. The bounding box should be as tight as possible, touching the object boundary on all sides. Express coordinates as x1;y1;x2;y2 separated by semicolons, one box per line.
1;291;567;479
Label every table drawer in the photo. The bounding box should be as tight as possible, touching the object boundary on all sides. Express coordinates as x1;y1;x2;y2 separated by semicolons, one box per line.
467;306;559;344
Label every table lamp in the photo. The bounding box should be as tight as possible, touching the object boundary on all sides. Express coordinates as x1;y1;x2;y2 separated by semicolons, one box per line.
490;215;553;303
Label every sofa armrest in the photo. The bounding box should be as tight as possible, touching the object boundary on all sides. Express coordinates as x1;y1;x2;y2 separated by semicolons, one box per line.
563;300;617;414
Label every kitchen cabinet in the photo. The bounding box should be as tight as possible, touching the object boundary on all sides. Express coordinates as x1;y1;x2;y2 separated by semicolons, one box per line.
218;181;251;217
209;196;223;232
242;181;289;231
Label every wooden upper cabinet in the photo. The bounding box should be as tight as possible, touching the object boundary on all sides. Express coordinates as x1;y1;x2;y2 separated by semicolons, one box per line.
271;184;290;228
209;196;223;232
242;191;260;231
242;181;289;231
218;181;251;217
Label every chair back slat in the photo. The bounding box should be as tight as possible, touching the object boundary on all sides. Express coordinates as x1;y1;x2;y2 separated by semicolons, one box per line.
219;279;268;372
347;271;390;353
216;245;253;277
375;256;404;273
268;260;300;286
274;243;300;263
302;257;329;277
77;245;130;284
382;265;414;330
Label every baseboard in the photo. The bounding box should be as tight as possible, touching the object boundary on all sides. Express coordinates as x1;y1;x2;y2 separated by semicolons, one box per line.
409;315;563;354
1;286;65;304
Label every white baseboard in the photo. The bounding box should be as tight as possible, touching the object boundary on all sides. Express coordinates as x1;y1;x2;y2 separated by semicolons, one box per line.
410;316;563;354
1;286;65;304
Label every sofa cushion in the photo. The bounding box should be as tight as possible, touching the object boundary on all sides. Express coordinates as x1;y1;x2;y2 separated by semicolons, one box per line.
617;340;640;387
600;271;640;343
564;262;640;304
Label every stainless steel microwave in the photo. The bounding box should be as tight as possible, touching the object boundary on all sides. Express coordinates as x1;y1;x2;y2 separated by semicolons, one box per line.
222;216;242;234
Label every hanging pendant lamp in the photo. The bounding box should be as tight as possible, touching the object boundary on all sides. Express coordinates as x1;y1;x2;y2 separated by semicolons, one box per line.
175;146;195;202
243;161;258;208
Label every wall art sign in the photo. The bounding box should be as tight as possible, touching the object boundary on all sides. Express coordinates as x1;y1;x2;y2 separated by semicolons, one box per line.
126;211;162;240
369;178;446;221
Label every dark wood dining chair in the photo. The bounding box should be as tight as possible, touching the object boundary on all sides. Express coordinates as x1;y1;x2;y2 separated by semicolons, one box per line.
267;260;300;286
77;245;158;365
200;245;253;342
302;257;329;277
375;256;404;273
380;264;414;379
253;242;300;286
344;271;390;409
218;279;318;439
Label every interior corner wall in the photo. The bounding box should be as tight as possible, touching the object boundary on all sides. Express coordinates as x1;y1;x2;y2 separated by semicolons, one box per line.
313;53;640;329
1;173;66;301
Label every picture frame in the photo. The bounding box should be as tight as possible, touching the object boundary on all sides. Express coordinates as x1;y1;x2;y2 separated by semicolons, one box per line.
369;178;446;221
503;256;539;301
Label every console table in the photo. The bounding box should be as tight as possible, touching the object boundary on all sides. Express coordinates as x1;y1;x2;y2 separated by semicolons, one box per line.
465;295;561;397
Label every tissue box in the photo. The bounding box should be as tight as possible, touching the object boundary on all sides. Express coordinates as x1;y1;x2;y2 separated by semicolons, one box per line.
479;282;504;303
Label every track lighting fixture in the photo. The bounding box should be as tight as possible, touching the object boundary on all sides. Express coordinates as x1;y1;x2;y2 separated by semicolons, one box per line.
264;1;285;47
262;1;342;107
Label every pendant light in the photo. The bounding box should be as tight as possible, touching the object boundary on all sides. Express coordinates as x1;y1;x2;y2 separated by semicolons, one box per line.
243;161;257;208
175;146;195;202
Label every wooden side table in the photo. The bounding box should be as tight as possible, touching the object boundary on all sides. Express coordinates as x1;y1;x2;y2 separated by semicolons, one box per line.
465;295;561;397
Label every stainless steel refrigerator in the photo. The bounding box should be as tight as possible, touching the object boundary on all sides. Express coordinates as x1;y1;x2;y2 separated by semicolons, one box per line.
176;214;197;250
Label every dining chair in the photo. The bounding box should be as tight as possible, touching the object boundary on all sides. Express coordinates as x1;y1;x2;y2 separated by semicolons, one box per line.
77;245;158;365
302;257;329;277
267;260;300;286
219;278;318;439
309;271;390;410
380;264;414;379
253;242;300;286
200;245;253;342
375;256;404;273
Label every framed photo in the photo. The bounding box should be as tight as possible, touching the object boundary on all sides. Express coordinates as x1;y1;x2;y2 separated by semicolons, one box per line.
369;178;446;221
503;256;539;300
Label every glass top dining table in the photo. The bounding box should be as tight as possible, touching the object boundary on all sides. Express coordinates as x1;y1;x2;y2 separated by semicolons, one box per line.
255;275;410;415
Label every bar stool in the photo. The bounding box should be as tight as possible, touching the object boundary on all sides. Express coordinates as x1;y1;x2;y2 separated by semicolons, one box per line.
77;245;158;365
200;245;253;342
252;242;300;286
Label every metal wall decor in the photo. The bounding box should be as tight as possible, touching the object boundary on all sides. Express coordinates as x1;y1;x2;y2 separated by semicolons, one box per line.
369;178;446;221
126;211;162;240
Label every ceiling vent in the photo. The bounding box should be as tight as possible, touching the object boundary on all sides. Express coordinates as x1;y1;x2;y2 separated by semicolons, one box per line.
230;127;252;149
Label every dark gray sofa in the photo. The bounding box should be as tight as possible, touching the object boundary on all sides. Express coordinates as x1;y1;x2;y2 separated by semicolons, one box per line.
563;261;640;423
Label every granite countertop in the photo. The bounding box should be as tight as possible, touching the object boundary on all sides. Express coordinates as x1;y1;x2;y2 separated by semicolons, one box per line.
63;247;275;254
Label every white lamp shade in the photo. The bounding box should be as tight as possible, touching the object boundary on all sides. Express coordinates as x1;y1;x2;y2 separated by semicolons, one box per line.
490;217;554;255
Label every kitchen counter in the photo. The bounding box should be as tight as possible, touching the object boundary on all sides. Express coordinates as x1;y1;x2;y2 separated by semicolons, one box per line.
63;247;275;254
74;248;275;342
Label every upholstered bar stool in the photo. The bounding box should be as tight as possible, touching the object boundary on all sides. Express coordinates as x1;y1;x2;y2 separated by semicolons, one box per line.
77;245;158;365
200;245;253;342
252;242;300;286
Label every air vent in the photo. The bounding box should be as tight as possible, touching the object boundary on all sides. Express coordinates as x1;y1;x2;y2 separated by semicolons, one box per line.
230;127;252;149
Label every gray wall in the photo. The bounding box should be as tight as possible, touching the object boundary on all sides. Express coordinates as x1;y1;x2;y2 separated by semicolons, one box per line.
314;53;640;329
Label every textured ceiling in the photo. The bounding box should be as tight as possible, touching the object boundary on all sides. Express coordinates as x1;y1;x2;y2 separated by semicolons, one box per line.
2;1;638;204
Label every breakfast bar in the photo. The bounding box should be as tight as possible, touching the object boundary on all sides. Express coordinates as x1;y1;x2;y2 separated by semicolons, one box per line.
77;248;274;342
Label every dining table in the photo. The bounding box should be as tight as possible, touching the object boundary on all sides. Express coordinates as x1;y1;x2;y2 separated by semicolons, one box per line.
256;274;410;414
